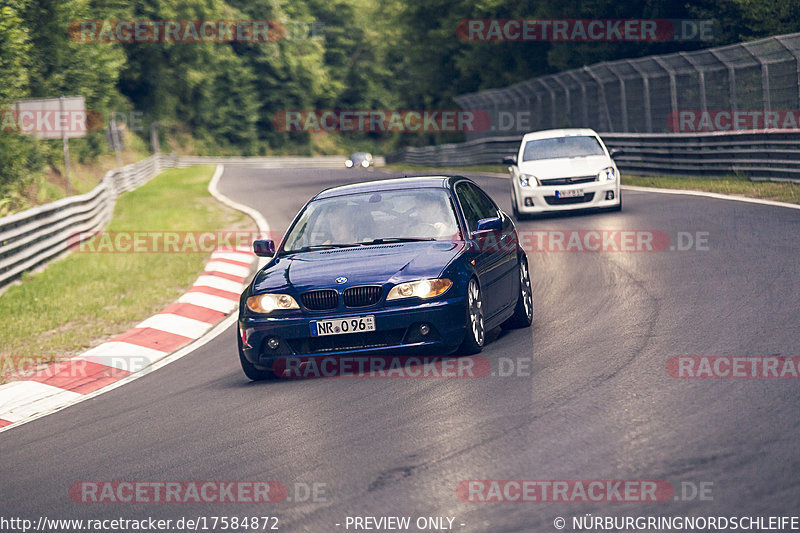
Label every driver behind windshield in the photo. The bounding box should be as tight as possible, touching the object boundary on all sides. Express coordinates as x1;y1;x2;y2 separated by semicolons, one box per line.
411;194;458;239
325;202;359;244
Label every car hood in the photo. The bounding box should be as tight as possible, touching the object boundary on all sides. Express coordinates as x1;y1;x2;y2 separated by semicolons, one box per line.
252;241;463;293
518;155;612;179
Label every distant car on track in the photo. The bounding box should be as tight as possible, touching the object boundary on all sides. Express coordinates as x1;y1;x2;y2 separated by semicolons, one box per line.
237;176;533;380
504;128;623;217
345;152;373;168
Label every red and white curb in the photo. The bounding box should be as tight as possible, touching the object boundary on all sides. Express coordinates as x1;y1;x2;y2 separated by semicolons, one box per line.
0;165;269;432
0;246;256;429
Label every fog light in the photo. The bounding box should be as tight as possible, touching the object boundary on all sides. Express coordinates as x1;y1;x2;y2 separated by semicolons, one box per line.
419;324;431;336
267;337;280;350
605;191;615;200
524;197;534;206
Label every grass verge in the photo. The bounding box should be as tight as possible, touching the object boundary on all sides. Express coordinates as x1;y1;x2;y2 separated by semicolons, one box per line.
384;163;800;205
0;165;253;382
621;174;800;205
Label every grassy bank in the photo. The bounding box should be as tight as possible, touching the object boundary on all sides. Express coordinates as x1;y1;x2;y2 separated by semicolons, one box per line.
0;165;253;382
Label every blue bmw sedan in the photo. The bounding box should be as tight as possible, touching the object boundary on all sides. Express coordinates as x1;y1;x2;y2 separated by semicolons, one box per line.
237;176;533;380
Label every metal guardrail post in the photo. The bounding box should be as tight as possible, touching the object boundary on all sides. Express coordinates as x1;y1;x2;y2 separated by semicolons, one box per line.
652;56;679;127
566;71;590;129
627;60;653;133
741;42;772;113
708;48;738;112
584;66;613;132
680;52;708;113
552;75;571;127
774;36;800;109
606;64;629;132
536;79;558;129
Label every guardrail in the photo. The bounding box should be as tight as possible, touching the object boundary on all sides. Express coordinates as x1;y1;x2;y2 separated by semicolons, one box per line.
0;154;173;290
0;154;370;290
385;131;800;183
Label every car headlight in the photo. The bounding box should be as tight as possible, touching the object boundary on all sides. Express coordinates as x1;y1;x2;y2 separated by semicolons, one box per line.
598;167;616;181
519;174;540;187
345;160;354;168
387;279;452;301
246;293;300;313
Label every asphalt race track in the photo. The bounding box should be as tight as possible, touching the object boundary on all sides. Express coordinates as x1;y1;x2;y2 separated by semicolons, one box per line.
1;166;799;531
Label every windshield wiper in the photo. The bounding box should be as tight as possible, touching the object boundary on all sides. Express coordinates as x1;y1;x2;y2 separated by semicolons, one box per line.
283;243;360;253
360;237;436;245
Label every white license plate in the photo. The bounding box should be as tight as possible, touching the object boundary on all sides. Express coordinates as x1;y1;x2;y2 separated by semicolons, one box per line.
556;188;584;198
311;315;375;337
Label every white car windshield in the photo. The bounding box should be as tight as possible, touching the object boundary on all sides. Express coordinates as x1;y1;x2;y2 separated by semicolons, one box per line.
522;136;606;161
282;189;460;253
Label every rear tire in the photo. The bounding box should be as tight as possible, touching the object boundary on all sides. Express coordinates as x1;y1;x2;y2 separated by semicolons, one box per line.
501;255;534;330
238;328;277;381
459;278;485;355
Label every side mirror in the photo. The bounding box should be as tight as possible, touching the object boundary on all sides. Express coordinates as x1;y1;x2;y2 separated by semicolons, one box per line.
502;155;517;165
474;217;503;233
253;239;275;257
609;148;625;158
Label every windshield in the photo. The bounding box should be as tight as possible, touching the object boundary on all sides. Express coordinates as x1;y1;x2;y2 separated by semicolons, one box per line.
522;135;606;161
282;189;460;253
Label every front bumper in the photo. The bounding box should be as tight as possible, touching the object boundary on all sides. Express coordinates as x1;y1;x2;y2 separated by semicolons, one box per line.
515;180;620;214
239;296;467;370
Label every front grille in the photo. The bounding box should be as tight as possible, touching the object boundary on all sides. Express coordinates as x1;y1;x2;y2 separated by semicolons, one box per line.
287;329;406;354
540;176;597;186
343;285;382;307
301;289;339;311
544;192;595;205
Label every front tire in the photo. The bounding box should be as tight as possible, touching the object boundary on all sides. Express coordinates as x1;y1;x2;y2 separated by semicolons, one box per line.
502;255;534;329
238;328;277;381
459;278;485;355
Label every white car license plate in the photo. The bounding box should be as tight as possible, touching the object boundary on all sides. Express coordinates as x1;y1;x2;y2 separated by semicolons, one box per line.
556;188;584;198
311;315;375;337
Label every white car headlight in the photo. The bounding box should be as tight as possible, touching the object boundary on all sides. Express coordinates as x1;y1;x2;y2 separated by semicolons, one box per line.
246;293;300;313
387;279;452;301
519;174;540;187
598;167;616;181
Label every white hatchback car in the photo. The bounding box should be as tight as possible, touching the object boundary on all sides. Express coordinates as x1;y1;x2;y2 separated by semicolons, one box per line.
505;128;622;217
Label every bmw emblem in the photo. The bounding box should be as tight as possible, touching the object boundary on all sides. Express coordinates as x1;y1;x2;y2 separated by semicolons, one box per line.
335;276;347;284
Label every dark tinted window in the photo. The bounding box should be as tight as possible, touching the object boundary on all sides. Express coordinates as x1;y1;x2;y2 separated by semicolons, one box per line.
455;182;498;232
